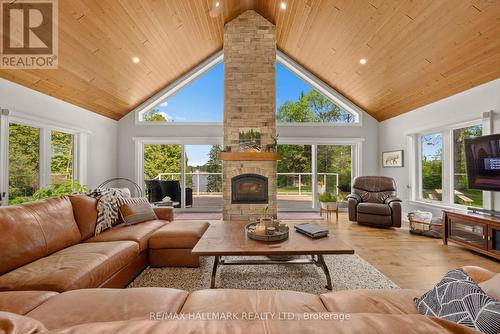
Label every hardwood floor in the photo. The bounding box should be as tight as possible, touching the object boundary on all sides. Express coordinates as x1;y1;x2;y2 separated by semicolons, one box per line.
314;213;499;290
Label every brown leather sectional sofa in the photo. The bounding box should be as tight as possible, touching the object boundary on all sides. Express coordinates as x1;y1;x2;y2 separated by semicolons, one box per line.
0;195;496;333
0;266;494;333
0;195;196;292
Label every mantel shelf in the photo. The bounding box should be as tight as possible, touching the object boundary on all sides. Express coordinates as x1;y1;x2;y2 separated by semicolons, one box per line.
218;152;281;161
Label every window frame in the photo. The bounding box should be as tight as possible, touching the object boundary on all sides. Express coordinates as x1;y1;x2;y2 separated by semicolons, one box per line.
412;119;484;209
0;111;88;205
134;50;362;126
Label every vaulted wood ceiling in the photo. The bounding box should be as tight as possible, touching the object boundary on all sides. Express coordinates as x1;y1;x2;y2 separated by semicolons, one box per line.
1;0;499;121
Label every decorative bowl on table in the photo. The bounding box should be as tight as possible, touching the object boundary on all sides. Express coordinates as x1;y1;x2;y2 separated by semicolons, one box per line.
245;221;289;242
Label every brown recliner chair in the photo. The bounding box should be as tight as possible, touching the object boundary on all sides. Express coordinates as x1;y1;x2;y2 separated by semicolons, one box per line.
347;176;402;228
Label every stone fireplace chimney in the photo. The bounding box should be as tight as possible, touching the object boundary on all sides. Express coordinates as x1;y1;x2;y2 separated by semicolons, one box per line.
223;11;277;220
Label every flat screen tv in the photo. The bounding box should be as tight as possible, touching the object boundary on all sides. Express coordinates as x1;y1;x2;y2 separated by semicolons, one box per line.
465;133;500;191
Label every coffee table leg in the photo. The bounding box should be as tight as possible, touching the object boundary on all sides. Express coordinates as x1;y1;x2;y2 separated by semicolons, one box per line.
317;255;333;290
210;256;220;288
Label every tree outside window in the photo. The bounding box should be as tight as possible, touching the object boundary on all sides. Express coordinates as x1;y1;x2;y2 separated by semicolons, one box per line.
421;133;443;201
453;125;482;207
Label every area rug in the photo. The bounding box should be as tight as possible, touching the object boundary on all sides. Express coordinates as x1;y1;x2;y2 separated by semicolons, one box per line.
128;254;398;294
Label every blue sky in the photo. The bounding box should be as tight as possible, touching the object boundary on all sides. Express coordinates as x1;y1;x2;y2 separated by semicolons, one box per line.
160;62;314;165
155;62;313;123
421;133;442;160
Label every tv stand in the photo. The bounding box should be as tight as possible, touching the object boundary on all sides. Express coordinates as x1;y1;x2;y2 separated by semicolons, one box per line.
443;210;500;260
467;207;500;217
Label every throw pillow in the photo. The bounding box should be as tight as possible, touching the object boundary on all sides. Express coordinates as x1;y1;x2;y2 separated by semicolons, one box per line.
118;197;157;226
414;268;500;334
87;188;131;235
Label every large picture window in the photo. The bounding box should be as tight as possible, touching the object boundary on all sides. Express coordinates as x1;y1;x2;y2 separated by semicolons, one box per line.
415;122;483;208
137;51;360;124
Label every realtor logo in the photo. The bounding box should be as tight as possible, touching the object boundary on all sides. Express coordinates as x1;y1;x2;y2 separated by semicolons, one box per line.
1;0;58;69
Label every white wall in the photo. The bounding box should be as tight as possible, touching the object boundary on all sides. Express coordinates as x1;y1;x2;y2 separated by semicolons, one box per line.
0;79;118;188
117;111;380;183
379;79;500;216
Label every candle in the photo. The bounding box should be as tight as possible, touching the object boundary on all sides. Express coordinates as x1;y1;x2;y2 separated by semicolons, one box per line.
255;225;266;236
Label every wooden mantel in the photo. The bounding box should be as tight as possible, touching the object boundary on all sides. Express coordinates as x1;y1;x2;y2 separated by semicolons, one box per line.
218;152;281;161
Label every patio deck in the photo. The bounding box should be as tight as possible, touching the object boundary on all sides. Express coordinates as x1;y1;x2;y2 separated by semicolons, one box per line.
191;194;314;209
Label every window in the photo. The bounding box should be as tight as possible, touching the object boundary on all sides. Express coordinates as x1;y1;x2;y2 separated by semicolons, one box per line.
276;63;355;123
277;144;313;209
0;115;85;205
137;51;360;124
317;145;352;195
137;138;360;211
51;131;74;184
8;123;40;203
143;63;224;123
453;125;482;207
414;122;483;208
421;133;443;201
143;144;182;181
141;142;223;209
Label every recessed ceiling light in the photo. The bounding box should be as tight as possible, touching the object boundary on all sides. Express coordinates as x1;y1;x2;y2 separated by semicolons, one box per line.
359;58;367;65
280;2;287;10
215;1;220;8
132;57;140;64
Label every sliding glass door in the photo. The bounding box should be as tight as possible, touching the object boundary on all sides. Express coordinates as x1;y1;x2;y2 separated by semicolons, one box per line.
277;142;354;210
141;141;223;210
317;145;352;196
185;145;222;209
277;144;313;209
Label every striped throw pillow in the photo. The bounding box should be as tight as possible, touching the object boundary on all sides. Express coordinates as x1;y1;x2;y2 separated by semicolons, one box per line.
118;197;157;226
415;268;500;334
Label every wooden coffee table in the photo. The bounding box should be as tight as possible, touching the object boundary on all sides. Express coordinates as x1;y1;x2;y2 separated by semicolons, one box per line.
192;220;355;290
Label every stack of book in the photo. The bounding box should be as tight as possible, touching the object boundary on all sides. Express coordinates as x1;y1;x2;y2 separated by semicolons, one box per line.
294;223;329;239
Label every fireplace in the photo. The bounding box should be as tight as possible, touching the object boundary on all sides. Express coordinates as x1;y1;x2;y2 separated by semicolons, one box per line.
231;174;268;204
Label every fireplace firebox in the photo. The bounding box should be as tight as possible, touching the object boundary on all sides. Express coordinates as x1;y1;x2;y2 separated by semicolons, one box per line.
231;174;268;204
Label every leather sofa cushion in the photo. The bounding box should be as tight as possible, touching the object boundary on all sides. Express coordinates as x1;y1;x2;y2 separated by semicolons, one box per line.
86;220;168;252
69;195;98;240
27;288;188;330
0;241;138;292
149;221;209;249
23;197;82;254
0;291;58;315
0;311;47;334
0;197;81;275
32;313;479;334
357;213;393;226
181;289;327;313
357;202;392;215
0;206;47;275
153;207;174;221
320;289;423;314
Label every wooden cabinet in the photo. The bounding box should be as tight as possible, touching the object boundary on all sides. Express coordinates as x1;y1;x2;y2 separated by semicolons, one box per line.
443;211;500;260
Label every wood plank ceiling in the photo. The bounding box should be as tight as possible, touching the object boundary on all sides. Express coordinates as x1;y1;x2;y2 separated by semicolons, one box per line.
0;0;498;121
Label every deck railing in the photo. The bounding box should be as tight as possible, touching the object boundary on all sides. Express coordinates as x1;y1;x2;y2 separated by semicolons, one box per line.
154;172;339;196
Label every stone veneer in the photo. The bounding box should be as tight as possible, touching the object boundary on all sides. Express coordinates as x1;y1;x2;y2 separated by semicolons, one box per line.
223;11;277;220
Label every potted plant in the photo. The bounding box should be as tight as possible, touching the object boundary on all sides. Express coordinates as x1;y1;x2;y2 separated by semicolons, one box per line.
259;205;273;227
318;192;338;211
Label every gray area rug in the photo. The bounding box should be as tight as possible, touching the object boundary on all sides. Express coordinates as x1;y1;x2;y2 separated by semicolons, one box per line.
129;254;398;294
